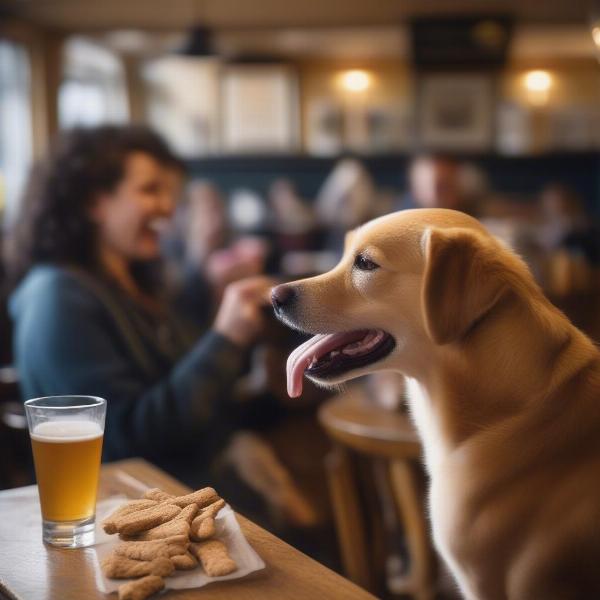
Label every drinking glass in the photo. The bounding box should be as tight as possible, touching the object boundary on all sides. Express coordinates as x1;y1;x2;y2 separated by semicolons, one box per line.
24;395;106;548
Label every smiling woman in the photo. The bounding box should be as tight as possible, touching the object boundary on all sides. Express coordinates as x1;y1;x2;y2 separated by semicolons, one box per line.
88;151;181;304
3;126;274;483
5;126;185;290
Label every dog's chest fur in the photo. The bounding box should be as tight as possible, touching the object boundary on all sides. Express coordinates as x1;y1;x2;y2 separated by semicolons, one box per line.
405;377;479;598
405;377;447;473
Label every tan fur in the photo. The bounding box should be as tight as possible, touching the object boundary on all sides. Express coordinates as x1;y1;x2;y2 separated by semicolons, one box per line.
277;208;600;599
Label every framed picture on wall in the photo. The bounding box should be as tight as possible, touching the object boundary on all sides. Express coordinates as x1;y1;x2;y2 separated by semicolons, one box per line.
221;64;299;153
417;74;494;151
306;98;344;156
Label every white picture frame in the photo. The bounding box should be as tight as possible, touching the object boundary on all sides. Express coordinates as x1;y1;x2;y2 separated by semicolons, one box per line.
221;64;299;153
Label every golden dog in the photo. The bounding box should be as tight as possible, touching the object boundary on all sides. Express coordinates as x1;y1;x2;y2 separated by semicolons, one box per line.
272;208;600;600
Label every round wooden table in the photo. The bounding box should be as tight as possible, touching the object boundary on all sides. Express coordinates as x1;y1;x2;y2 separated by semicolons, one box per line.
319;393;421;459
319;391;436;600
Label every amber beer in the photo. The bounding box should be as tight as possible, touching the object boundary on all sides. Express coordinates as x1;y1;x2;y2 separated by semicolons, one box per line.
30;420;103;522
25;395;106;547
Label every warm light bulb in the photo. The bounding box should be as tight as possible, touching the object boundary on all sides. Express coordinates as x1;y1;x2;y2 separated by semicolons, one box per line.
593;26;600;47
340;70;371;93
523;70;552;93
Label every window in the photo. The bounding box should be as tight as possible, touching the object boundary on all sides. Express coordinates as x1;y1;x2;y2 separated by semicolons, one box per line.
59;36;128;128
143;56;220;157
0;40;33;226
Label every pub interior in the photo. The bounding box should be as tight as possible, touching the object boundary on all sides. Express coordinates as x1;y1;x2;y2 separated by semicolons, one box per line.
1;1;600;599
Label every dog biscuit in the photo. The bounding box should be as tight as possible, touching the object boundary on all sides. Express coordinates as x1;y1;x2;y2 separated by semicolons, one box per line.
191;517;215;541
114;503;181;535
123;518;190;541
190;498;225;540
102;500;158;534
190;540;237;577
173;503;198;524
168;487;219;508
101;555;174;579
142;488;174;503
201;498;226;519
118;575;164;600
114;538;187;561
171;551;198;570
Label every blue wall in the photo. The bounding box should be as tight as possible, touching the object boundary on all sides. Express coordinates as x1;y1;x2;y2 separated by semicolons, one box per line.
188;152;600;216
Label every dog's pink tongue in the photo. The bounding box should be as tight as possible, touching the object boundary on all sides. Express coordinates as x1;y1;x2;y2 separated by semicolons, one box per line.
286;331;367;398
287;335;322;398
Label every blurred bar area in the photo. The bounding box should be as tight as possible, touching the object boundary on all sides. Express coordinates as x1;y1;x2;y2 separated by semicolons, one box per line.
1;1;600;598
2;2;600;283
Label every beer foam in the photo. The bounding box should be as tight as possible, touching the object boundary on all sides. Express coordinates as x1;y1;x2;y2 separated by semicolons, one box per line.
31;420;103;442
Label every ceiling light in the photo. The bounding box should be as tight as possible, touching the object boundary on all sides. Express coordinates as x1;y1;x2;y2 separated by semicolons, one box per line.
340;70;371;93
523;70;552;92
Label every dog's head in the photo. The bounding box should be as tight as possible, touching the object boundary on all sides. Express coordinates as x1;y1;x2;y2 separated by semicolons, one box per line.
272;208;534;397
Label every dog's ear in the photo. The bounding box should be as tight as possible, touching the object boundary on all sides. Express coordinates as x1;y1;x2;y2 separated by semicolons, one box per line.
421;227;507;345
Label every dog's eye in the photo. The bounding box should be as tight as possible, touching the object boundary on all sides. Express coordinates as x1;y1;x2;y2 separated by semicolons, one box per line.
353;254;379;271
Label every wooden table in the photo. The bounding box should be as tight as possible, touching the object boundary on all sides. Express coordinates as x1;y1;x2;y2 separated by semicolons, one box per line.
0;459;376;600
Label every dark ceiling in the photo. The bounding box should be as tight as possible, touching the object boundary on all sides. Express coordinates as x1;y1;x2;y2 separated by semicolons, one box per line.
2;0;594;31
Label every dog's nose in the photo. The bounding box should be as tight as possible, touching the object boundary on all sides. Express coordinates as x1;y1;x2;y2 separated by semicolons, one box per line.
271;285;297;311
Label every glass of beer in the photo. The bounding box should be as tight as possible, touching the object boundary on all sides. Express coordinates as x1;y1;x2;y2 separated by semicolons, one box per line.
24;395;106;548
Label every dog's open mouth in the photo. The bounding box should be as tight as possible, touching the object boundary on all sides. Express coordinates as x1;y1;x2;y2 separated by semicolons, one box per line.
286;329;395;397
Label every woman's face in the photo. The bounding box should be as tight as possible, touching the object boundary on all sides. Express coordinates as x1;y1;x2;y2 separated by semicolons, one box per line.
91;152;182;262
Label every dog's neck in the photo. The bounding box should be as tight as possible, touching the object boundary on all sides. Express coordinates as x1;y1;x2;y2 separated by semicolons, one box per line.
404;292;599;474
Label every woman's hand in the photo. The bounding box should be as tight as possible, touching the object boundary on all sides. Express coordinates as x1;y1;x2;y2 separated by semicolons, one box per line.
213;276;275;347
205;238;269;295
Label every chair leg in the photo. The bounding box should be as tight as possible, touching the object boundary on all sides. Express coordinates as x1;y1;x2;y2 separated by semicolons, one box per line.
325;445;372;591
389;459;436;600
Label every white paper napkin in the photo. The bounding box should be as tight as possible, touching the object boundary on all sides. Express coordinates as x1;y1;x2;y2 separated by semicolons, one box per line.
1;486;265;593
93;500;266;593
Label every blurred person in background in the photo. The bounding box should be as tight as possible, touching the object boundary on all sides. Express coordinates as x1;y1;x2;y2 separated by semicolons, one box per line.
4;125;314;527
164;180;268;328
268;178;316;238
286;158;381;275
271;159;381;276
400;153;488;216
537;183;600;296
267;178;325;276
316;158;378;248
179;180;230;267
180;181;268;296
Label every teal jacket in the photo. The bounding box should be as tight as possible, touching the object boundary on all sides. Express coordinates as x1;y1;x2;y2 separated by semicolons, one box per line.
9;265;245;465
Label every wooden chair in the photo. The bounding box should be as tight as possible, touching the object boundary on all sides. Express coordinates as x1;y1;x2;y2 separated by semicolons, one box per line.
319;392;436;600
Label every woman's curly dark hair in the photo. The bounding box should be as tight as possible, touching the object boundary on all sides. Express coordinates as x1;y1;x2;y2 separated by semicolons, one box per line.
4;125;184;286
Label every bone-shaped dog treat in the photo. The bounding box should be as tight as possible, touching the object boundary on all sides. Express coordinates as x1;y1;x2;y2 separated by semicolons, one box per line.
118;575;164;600
167;487;219;508
103;487;236;588
142;488;174;503
190;499;225;541
190;540;237;577
192;517;215;541
113;503;181;535
171;551;198;570
172;503;198;524
102;500;158;534
114;538;187;561
122;518;190;541
198;498;226;520
101;555;174;579
143;487;218;508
